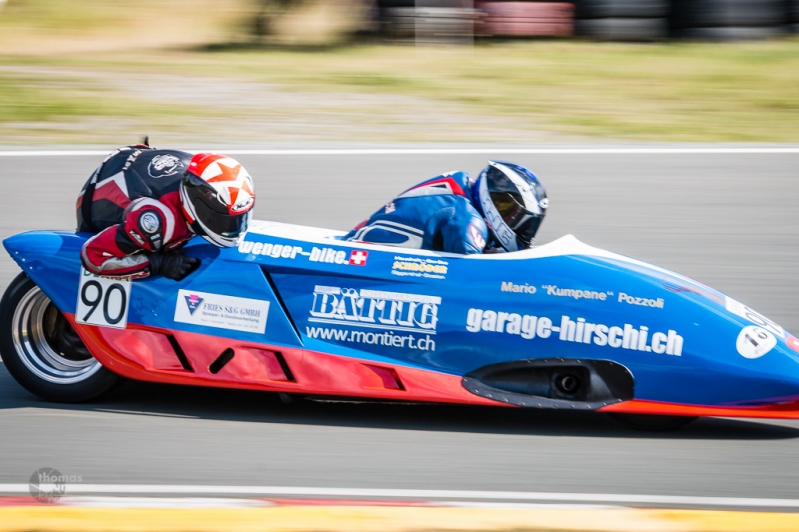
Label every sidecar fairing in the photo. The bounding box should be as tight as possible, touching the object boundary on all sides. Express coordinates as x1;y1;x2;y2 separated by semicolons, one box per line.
4;220;799;419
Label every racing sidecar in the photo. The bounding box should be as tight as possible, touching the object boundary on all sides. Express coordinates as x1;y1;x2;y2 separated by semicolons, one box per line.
3;220;799;430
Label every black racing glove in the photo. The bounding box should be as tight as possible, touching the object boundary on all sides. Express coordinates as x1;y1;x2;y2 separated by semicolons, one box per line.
483;247;506;255
148;249;200;281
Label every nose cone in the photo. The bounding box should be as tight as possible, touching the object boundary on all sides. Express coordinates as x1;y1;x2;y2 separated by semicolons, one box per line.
784;334;799;357
4;231;66;261
776;333;799;388
3;231;85;278
739;331;799;409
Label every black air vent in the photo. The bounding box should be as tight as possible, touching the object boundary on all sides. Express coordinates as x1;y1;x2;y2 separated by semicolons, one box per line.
209;348;235;374
166;335;194;372
462;358;634;409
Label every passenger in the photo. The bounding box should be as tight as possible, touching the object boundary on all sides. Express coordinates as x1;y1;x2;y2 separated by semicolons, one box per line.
345;161;547;254
76;141;255;280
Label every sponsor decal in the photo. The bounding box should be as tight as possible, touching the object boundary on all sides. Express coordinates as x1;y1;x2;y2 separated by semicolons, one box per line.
466;307;683;356
542;285;612;301
384;201;396;214
232;196;254;213
122;149;143;171
391;256;448;280
468;223;486;250
736;325;776;359
148;153;184;178
349;250;369;266
239;240;303;259
618;292;664;309
184;294;204;315
128;230;145;246
309;247;352;265
139;212;160;234
501;281;536;295
787;335;799;353
725;297;785;338
309;285;439;334
174;289;269;334
75;269;131;329
306;327;435;351
237;240;369;267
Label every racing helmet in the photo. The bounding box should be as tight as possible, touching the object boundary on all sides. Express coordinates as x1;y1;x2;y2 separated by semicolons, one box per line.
180;153;255;247
474;161;548;251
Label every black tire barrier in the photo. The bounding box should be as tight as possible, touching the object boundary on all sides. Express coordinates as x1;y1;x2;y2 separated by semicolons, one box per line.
671;0;787;30
790;0;799;24
676;26;788;40
377;0;415;7
576;17;669;41
574;0;670;20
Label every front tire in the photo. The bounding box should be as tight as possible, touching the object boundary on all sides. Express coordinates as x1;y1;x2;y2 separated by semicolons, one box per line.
0;273;120;402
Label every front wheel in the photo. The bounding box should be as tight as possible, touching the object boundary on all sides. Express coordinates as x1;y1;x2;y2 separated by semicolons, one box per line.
610;413;697;431
0;272;120;402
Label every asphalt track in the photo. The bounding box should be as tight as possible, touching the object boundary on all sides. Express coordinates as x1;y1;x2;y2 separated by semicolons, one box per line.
0;146;798;507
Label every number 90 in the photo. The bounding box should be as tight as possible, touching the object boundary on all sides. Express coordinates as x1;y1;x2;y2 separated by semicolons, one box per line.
80;280;127;325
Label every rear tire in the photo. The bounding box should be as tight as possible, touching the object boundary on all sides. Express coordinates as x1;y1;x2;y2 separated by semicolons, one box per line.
610;413;697;431
0;273;120;402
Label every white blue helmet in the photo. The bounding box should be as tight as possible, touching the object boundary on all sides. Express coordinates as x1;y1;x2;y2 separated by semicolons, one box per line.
474;161;548;251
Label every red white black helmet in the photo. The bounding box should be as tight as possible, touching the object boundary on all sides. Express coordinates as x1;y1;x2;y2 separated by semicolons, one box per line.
180;153;255;247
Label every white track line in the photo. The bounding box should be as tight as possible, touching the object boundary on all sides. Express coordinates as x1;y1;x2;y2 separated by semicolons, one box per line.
0;148;799;157
1;485;799;508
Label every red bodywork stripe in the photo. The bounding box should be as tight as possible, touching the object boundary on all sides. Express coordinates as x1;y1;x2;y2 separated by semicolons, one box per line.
64;315;504;407
63;315;799;418
599;399;799;419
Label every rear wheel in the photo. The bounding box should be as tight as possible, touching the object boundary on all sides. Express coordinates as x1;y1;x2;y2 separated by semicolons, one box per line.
0;273;120;402
610;413;697;431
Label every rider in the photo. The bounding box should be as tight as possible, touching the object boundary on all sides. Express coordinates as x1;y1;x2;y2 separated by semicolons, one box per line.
345;161;547;254
76;141;255;280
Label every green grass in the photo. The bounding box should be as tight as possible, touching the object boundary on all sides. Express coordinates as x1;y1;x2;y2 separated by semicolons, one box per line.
1;38;799;143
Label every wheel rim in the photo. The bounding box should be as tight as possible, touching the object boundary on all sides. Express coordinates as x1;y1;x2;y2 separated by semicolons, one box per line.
11;286;102;384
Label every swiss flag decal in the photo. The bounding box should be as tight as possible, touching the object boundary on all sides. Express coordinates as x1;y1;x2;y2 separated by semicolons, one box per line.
349;250;369;266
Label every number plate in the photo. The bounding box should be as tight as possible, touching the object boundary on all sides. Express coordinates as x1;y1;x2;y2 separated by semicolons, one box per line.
725;296;785;339
75;268;132;329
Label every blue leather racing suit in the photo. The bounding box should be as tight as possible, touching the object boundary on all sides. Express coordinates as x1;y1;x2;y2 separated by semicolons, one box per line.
344;172;489;254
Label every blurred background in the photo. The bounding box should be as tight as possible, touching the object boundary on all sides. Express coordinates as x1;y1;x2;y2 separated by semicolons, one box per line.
1;4;799;531
0;0;797;145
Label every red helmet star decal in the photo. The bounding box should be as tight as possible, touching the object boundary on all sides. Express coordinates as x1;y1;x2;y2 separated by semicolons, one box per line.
188;153;255;214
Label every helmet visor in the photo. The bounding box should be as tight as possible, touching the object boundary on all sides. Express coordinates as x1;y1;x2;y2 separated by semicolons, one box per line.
490;191;542;246
191;194;250;238
184;173;250;239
